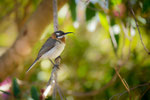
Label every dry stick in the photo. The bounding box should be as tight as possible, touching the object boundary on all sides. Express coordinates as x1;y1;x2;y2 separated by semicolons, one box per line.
53;0;58;31
109;82;150;100
43;63;58;97
121;82;150;100
43;0;60;98
114;67;131;100
57;84;67;100
130;8;150;55
43;57;61;97
139;85;150;100
67;74;117;97
67;59;131;97
67;61;124;97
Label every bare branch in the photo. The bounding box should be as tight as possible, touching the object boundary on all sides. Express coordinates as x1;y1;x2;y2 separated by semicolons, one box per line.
43;57;65;99
67;73;117;97
57;84;66;100
53;0;58;31
67;60;129;97
114;67;131;100
109;82;150;100
130;7;150;55
139;85;150;100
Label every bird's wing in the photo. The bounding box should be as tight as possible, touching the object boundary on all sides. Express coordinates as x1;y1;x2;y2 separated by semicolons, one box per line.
26;38;57;73
37;37;57;58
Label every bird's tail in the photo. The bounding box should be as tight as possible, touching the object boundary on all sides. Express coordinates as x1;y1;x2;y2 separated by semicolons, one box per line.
26;58;39;73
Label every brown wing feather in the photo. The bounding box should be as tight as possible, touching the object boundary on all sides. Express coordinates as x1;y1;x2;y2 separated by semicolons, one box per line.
37;37;57;58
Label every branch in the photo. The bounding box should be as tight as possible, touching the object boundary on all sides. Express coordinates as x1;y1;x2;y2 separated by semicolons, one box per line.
0;0;68;80
43;57;65;100
129;7;150;55
67;74;117;97
66;60;129;97
43;0;66;99
53;0;58;31
114;67;131;100
139;85;150;99
109;82;150;100
43;58;60;97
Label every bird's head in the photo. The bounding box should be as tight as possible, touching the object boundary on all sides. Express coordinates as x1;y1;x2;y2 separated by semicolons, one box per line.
53;31;73;39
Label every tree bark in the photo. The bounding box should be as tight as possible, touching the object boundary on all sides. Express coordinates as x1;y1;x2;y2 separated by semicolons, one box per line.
0;0;68;80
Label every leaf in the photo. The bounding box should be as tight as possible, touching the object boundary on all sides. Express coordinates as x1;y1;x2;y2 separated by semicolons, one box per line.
45;96;53;100
31;86;39;100
85;3;96;21
110;0;122;6
69;0;77;21
99;13;120;52
12;78;21;98
114;34;120;50
0;90;10;95
98;12;109;31
143;0;150;13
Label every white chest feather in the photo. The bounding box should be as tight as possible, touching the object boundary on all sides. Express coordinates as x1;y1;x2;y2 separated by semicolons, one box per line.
41;42;65;59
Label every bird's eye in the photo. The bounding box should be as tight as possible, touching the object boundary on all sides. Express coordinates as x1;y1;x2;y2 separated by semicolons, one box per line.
56;33;60;36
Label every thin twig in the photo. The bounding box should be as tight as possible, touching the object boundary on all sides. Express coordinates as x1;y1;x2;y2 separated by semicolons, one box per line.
57;84;65;100
114;67;131;100
67;74;117;97
120;22;131;41
109;82;150;100
43;0;65;99
53;84;57;100
67;60;129;97
107;16;118;56
130;7;150;55
139;85;150;100
43;57;61;98
53;0;58;31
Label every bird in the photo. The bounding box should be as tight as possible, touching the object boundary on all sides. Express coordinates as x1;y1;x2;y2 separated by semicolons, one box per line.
26;30;72;73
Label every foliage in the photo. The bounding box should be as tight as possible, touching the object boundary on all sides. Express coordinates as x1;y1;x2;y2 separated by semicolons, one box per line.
0;0;150;100
12;78;20;98
31;86;40;100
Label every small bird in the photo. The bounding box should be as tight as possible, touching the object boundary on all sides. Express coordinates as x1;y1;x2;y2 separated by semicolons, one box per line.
26;30;72;73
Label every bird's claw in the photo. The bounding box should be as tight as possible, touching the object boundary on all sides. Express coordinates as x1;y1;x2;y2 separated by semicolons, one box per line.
53;64;59;69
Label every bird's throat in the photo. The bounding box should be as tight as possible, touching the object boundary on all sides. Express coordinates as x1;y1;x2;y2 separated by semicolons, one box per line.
60;37;65;43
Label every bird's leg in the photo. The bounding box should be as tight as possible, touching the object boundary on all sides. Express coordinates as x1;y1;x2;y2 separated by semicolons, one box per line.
53;56;61;69
56;56;62;60
49;59;55;66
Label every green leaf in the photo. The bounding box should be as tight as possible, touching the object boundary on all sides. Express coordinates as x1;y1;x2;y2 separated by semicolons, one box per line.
45;96;53;100
69;0;77;21
143;0;150;13
31;86;39;100
12;78;21;98
114;34;120;50
110;0;122;6
98;12;109;31
85;3;96;21
0;90;10;95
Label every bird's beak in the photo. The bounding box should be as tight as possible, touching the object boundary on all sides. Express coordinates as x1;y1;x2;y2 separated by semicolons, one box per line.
64;32;73;35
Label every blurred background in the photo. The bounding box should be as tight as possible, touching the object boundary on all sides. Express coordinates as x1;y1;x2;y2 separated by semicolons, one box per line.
0;0;150;100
